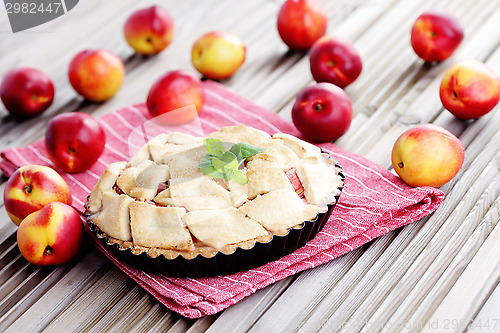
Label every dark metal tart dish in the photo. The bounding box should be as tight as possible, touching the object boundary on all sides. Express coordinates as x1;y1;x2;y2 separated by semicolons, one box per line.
85;125;345;277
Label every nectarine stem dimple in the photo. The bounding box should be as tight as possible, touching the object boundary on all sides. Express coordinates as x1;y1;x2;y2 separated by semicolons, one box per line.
23;185;32;193
44;246;53;256
453;91;458;98
398;162;404;169
314;103;323;112
69;147;76;154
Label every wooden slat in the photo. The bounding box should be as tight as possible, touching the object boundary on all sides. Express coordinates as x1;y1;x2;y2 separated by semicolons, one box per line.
355;125;500;331
252;0;408;113
0;0;137;62
42;266;137;331
2;250;113;332
349;0;491;113
0;0;499;331
0;232;18;268
144;312;179;333
235;0;381;103
422;202;500;333
0;259;75;328
340;3;500;158
468;281;500;332
0;0;267;152
205;278;296;333
124;303;168;333
340;167;500;332
409;195;500;332
276;0;450;124
95;292;155;333
0;183;16;245
383;174;500;332
247;246;370;332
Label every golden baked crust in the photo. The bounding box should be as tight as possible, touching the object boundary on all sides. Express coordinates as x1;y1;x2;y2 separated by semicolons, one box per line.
207;124;272;146
238;188;322;233
246;156;294;199
293;156;344;209
92;191;134;241
86;125;343;259
129;202;192;250
184;208;268;249
87;161;127;214
272;132;322;158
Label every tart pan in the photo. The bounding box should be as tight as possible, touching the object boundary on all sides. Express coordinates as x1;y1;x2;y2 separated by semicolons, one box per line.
85;165;345;278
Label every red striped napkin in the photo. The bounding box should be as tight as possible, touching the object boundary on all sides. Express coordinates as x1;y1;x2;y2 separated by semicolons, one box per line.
0;81;445;318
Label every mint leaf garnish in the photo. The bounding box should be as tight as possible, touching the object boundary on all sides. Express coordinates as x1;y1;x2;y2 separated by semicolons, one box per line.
230;143;265;160
232;170;248;185
222;167;234;182
204;138;227;157
221;151;239;169
199;138;264;184
199;154;224;179
212;156;227;171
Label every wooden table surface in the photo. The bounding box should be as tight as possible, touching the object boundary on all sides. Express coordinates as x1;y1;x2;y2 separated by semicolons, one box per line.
1;0;500;332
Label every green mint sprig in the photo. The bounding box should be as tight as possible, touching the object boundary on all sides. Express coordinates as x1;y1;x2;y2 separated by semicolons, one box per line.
199;138;265;185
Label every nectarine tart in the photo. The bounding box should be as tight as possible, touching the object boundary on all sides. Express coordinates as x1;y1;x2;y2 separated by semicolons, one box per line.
85;125;344;277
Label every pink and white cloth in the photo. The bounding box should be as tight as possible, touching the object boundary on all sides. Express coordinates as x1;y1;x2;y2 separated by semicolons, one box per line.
0;81;445;318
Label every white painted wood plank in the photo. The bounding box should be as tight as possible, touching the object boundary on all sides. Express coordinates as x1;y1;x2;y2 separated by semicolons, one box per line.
184;316;217;333
78;285;151;332
421;202;500;333
346;0;472;110
337;1;500;156
2;250;113;332
296;235;400;332
0;208;16;246
165;319;194;333
0;260;77;328
0;0;499;331
146;312;178;333
339;159;500;332
397;176;500;332
320;165;500;332
0;0;266;152
205;278;295;333
42;266;136;332
104;293;156;333
0;182;16;244
253;0;412;112
468;282;500;332
247;247;367;333
331;221;430;332
359;130;500;331
127;303;168;333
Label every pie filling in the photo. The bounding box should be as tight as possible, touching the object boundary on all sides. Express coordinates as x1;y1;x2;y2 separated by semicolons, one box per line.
86;125;344;260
